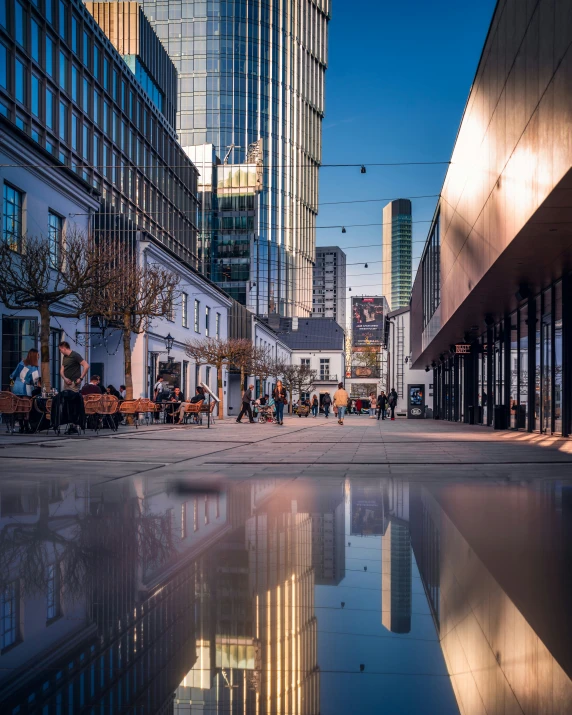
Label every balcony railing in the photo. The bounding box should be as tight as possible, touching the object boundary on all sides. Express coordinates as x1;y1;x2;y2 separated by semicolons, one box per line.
315;374;338;382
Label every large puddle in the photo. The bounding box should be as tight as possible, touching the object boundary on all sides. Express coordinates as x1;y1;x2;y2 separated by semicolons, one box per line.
1;475;571;713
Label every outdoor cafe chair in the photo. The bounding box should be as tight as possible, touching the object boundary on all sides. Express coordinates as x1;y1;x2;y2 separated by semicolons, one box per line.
181;400;204;424
119;399;143;428
0;391;19;433
99;394;120;431
83;394;103;432
199;399;216;425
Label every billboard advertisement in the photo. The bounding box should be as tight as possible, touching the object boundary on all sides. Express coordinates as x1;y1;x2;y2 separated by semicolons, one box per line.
352;297;385;347
351;485;385;535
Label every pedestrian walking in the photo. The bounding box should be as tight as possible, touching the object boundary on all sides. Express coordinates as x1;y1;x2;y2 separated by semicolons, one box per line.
273;380;287;425
355;398;363;416
377;391;388;420
333;382;349;426
368;391;376;418
311;394;319;418
322;391;332;419
389;387;398;420
236;384;255;423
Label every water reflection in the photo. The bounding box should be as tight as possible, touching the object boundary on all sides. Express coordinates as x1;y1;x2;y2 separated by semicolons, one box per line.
0;475;571;714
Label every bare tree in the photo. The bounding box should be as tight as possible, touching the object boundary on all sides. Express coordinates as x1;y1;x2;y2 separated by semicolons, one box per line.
185;338;242;419
252;346;284;398
281;364;317;413
231;338;255;394
0;231;115;389
90;251;181;400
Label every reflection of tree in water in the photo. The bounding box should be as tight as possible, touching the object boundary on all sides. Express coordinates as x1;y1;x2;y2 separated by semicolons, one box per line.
0;481;173;609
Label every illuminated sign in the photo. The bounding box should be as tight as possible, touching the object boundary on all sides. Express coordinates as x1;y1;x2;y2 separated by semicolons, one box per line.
455;344;471;354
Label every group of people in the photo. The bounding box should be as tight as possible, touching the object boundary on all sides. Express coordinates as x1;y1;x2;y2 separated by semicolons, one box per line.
153;376;208;424
375;388;398;421
237;380;288;425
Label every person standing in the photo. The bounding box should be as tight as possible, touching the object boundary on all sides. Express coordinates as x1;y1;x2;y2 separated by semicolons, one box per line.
369;391;377;419
355;397;363;416
58;341;89;392
388;388;398;420
333;382;349;426
237;384;255;423
322;391;332;419
272;380;287;425
10;348;40;396
311;394;319;418
377;391;388;420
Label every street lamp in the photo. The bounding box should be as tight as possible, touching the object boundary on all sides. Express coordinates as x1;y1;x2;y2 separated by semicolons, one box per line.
165;333;174;359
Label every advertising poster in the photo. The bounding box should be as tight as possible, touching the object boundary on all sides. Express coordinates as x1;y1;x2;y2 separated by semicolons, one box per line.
352;297;385;347
351;485;385;535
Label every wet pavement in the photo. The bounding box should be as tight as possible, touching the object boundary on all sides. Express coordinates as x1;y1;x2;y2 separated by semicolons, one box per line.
1;416;571;714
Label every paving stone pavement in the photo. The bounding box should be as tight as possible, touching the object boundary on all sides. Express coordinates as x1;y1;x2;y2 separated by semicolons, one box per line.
1;414;571;485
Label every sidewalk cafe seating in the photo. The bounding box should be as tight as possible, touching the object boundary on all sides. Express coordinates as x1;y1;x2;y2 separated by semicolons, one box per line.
199;399;217;424
119;399;144;428
84;394;120;433
50;390;85;435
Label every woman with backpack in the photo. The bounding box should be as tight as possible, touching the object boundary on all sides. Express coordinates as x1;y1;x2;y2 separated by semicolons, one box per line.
311;394;319;418
322;392;332;418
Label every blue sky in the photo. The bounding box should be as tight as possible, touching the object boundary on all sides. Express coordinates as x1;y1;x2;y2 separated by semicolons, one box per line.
317;0;497;324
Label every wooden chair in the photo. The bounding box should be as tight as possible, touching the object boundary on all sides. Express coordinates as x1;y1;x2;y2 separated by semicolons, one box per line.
199;399;217;425
83;394;103;432
181;400;204;424
99;395;119;431
119;399;143;428
0;391;18;433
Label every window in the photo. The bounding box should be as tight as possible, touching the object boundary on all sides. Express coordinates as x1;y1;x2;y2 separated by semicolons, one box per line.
204;495;209;524
58;0;66;39
48;211;63;267
31;19;39;61
45;35;54;76
46;563;61;621
31;74;40;116
215;312;220;339
71;14;77;53
216;492;220;519
193;499;199;531
319;358;330;379
301;358;310;368
0;44;7;89
59;100;67;141
3;184;24;251
71;113;78;149
59;50;67;91
1;581;20;650
82;124;89;160
205;306;210;336
82;30;89;67
2;317;37;391
15;2;25;46
181;502;187;539
15;60;25;104
194;299;200;332
182;292;188;327
46;88;54;129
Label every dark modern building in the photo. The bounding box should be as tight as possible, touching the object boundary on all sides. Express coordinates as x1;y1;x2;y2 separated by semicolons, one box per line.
137;0;331;317
411;0;572;436
0;0;199;267
382;199;412;311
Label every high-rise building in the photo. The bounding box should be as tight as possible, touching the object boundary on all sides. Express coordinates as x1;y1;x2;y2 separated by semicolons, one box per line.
381;199;412;310
313;246;347;327
138;0;331;317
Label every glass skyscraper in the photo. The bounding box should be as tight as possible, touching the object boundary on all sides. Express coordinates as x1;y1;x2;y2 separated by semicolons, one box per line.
382;199;413;310
139;0;330;317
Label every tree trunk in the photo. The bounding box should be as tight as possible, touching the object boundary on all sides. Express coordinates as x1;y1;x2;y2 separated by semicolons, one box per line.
122;314;133;400
39;303;52;390
217;362;224;419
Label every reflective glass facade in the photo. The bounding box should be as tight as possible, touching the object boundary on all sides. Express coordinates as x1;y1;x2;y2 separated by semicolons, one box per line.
0;0;199;267
382;199;412;311
141;0;330;316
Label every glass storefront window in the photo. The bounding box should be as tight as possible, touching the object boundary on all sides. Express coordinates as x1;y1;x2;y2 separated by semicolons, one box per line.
554;282;563;434
534;297;541;430
509;313;518;428
519;307;528;429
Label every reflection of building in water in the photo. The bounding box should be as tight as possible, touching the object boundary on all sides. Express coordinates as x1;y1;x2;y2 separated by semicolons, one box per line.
410;483;572;714
350;483;384;535
381;480;412;634
0;477;247;715
311;500;345;586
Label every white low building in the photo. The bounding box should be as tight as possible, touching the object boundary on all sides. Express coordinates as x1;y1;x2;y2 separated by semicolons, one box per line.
0;124;100;391
90;240;232;412
280;317;346;405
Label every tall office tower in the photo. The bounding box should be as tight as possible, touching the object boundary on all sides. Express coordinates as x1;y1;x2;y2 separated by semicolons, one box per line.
313;246;347;327
139;0;330;317
381;199;412;310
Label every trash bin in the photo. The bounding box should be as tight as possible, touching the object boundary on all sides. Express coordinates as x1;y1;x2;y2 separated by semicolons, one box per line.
493;405;507;430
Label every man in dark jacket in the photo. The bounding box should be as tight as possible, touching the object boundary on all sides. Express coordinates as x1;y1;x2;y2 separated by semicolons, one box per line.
388;388;398;420
377;391;388;420
236;384;255;423
322;392;332;419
